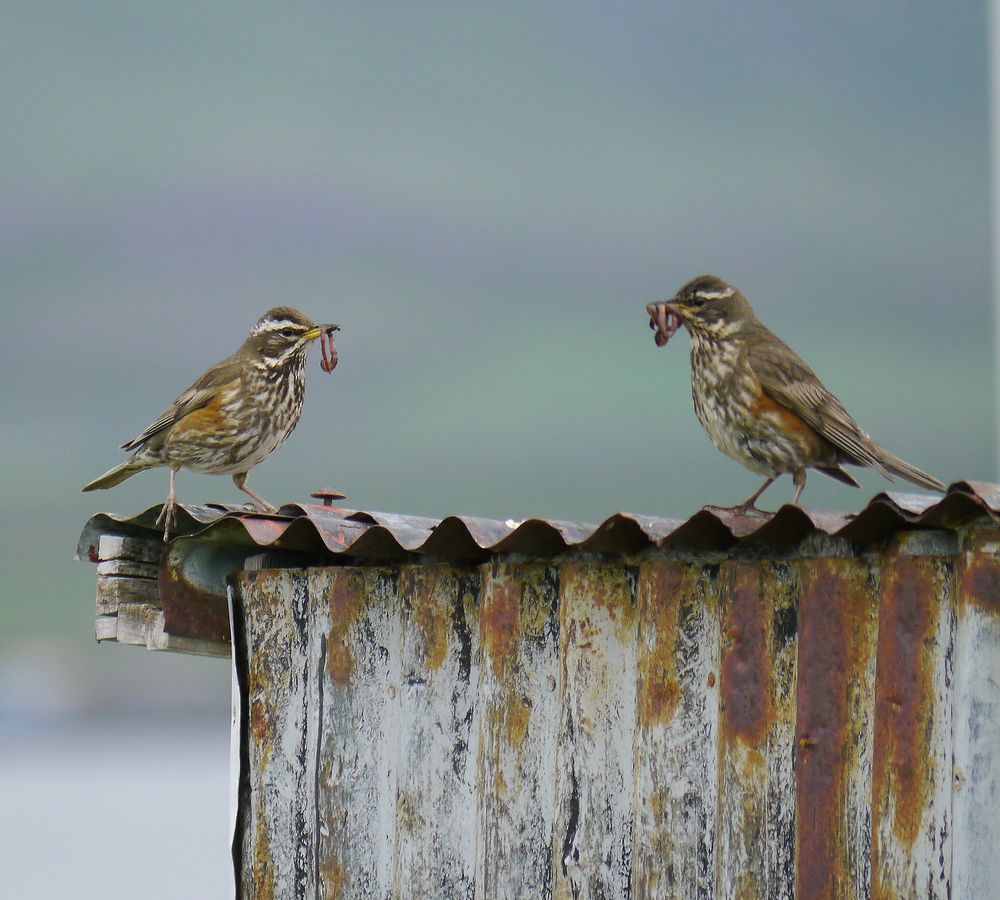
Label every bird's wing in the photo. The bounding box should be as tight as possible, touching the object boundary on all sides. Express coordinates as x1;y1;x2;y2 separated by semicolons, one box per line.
746;331;893;476
120;354;242;451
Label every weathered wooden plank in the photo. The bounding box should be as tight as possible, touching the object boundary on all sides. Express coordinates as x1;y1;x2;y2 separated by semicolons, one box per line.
716;559;798;900
952;531;1000;900
871;536;955;900
631;560;720;898
393;565;481;899
96;574;158;614
475;562;560;899
552;563;638;899
96;558;159;579
236;569;316;900
95;614;118;642
309;567;401;900
113;601;161;647
97;534;163;564
795;557;879;899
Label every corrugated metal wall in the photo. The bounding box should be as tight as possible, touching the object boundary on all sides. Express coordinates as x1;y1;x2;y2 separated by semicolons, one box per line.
229;527;1000;899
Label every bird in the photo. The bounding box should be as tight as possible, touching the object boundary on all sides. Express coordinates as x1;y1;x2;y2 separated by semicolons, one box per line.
646;275;945;515
83;307;340;539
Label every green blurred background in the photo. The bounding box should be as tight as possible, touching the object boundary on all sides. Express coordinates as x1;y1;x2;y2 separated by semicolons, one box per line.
1;3;996;896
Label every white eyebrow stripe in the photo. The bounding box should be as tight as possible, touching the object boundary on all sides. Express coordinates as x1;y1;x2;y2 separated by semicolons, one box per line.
251;319;308;335
694;288;734;300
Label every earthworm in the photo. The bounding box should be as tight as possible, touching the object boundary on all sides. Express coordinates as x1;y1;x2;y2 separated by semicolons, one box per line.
320;329;339;373
646;302;678;348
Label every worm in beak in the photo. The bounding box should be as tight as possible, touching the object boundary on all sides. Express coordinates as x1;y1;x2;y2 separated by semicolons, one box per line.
646;301;680;347
319;325;340;373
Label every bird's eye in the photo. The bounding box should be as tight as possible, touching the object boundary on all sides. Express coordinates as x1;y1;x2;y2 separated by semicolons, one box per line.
691;295;706;308
280;328;297;338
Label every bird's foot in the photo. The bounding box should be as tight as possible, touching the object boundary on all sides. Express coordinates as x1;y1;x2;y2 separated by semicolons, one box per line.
155;497;178;542
703;502;773;518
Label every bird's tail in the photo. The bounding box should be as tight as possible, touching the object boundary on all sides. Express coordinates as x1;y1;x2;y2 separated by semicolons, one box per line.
82;460;153;492
872;447;946;493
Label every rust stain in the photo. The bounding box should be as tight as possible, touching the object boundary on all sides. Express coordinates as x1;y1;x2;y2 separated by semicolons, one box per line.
250;696;268;742
871;554;940;874
507;696;531;748
397;792;421;834
720;562;773;747
248;649;274;774
481;573;520;674
251;811;276;899
401;567;450;671
485;691;533;759
795;558;875;899
320;854;345;900
324;569;366;684
637;562;686;726
960;554;1000;611
561;563;636;644
160;549;231;643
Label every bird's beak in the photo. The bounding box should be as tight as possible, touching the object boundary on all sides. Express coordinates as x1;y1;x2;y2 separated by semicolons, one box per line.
646;299;682;347
304;324;341;341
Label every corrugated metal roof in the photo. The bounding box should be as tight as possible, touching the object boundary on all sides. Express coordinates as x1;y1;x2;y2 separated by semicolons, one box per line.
78;480;1000;564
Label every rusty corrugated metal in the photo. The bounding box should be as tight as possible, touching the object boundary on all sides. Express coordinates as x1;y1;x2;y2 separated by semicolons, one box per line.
871;533;956;898
76;481;1000;649
221;521;998;898
78;483;1000;896
78;481;1000;567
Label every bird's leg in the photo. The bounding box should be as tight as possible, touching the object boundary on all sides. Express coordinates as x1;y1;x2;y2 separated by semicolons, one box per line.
705;476;776;517
233;472;277;513
791;469;807;506
154;467;179;542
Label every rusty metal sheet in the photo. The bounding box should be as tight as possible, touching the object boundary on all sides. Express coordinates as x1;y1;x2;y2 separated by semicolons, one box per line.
631;561;720;897
220;532;1000;897
475;563;560;897
76;504;230;561
553;563;638;897
795;557;879;899
658;510;739;551
952;530;1000;898
80;481;1000;573
579;513;685;554
871;535;955;899
716;560;798;897
309;567;402;898
394;564;482;897
231;568;314;899
159;538;257;644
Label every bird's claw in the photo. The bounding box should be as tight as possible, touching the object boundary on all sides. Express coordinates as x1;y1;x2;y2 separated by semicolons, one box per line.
703;502;773;518
154;498;178;541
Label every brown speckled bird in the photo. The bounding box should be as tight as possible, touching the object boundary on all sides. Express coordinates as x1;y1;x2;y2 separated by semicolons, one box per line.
82;307;339;539
647;275;945;514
